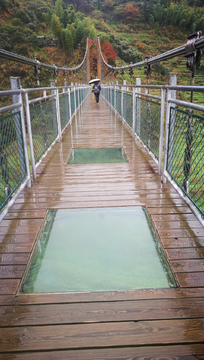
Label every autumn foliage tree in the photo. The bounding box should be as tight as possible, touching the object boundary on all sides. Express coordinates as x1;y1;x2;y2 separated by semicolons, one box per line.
90;41;117;75
101;40;117;66
123;3;139;24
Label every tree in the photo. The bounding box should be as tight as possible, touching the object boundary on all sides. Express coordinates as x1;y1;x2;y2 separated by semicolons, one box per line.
123;2;139;23
51;14;62;46
89;26;96;39
102;0;114;12
68;9;75;24
65;29;74;53
16;9;31;24
75;20;84;47
67;24;76;44
0;0;8;11
101;40;117;66
61;9;69;28
55;0;63;18
61;28;73;54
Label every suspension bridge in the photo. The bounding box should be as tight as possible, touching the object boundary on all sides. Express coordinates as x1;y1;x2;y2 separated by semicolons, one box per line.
0;36;204;358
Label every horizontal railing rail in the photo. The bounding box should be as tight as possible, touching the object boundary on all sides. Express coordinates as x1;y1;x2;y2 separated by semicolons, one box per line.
0;102;22;114
102;82;204;224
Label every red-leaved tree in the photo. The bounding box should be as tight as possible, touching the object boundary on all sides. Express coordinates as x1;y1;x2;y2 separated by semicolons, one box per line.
101;40;117;66
90;41;118;75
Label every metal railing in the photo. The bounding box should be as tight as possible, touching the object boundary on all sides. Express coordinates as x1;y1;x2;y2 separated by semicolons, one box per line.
0;84;90;220
0;111;27;211
101;83;204;223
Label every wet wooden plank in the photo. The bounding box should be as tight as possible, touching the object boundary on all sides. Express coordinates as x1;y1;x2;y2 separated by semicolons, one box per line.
0;225;41;235
0;279;19;294
1;288;204;306
3;345;204;360
0;243;33;253
9;200;145;211
171;260;204;272
177;273;204;287
158;228;204;238
161;237;204;249
0;265;25;278
0;219;43;228
0;234;36;244
154;221;203;230
1;298;204;327
4;211;46;220
166;248;204;260
149;206;193;215
14;193;183;204
0;319;204;352
1;345;204;359
0;253;30;265
151;213;200;222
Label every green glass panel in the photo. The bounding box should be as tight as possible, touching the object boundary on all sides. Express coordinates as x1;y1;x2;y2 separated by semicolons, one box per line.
21;207;176;294
68;148;127;164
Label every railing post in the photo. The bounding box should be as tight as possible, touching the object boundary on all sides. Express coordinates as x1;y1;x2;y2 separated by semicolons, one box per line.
135;78;141;137
145;87;151;148
68;87;72;122
132;86;136;136
167;72;178;173
78;84;80;107
162;88;171;183
63;81;69;125
114;84;116;111
10;77;31;187
74;83;77;114
24;91;36;180
158;87;165;176
121;85;124;120
56;88;62;141
122;80;126;122
50;80;59;140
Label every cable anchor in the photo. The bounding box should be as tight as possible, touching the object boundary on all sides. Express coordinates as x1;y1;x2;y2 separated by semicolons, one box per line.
129;62;134;83
63;67;66;80
120;68;124;76
33;56;41;86
53;64;58;83
144;55;151;83
185;31;202;78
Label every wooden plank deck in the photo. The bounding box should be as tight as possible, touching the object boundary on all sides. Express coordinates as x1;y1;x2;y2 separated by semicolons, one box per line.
0;94;204;359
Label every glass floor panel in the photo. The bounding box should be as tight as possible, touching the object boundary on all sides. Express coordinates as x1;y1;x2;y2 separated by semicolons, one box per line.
21;207;176;294
67;148;127;164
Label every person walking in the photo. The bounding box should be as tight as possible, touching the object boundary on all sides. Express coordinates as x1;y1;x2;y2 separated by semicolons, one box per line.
93;81;101;104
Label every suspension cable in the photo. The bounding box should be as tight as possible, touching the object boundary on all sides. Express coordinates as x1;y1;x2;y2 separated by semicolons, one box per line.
97;34;204;72
0;38;89;73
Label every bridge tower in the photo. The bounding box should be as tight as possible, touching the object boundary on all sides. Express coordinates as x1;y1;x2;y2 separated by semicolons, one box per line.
86;38;101;83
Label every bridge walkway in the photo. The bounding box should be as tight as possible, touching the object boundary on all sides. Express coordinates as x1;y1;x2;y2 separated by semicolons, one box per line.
0;94;204;358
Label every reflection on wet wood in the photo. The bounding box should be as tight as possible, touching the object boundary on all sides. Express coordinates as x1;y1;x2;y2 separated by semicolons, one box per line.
0;95;203;358
0;344;204;360
0;279;19;294
1;298;204;327
177;272;204;287
1;319;204;352
0;265;26;278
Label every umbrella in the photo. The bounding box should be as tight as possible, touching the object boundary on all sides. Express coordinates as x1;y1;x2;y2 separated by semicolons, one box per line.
89;78;100;84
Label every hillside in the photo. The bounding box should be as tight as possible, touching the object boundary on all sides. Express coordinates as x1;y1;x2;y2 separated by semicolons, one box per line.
0;0;204;97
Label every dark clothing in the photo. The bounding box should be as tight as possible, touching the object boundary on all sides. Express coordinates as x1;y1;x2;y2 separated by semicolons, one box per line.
93;83;101;103
95;93;100;103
